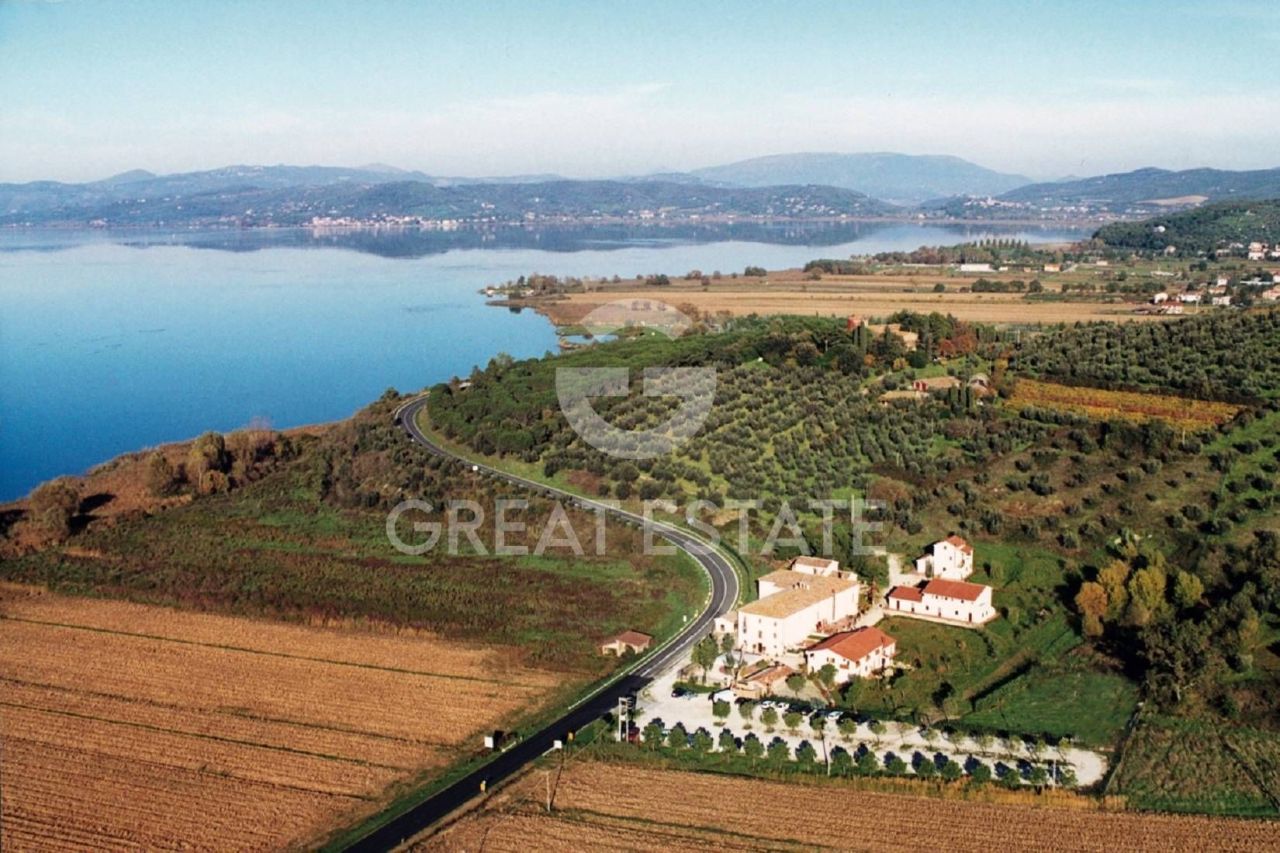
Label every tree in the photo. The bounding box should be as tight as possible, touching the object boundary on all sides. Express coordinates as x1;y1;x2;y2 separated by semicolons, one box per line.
810;715;827;739
28;477;81;538
691;728;714;753
187;431;230;493
970;762;993;784
1098;559;1131;621
1172;571;1204;609
692;635;719;683
1028;764;1050;787
743;733;764;764
1001;768;1023;789
767;739;791;766
144;452;179;496
761;707;779;731
720;632;738;675
712;699;731;723
814;664;838;703
1058;766;1078;787
856;750;880;776
941;759;964;782
1075;581;1109;638
718;727;738;752
1126;565;1169;627
837;717;858;743
783;710;802;735
795;741;817;765
738;700;756;727
667;722;688;750
785;673;807;694
831;747;854;775
642;722;664;750
869;719;887;746
915;757;937;778
886;754;908;775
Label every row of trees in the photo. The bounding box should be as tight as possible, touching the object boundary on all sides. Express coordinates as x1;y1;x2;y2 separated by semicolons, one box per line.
634;721;1068;787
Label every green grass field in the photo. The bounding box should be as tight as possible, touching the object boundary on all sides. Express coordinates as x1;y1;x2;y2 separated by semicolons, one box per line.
1115;712;1280;817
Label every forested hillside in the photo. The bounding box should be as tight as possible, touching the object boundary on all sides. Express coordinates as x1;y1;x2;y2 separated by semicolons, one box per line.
1094;199;1280;255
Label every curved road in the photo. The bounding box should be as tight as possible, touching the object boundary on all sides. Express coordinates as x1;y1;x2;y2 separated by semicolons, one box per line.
341;395;740;851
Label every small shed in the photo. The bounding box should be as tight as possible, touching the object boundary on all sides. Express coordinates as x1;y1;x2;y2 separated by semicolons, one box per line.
600;630;653;656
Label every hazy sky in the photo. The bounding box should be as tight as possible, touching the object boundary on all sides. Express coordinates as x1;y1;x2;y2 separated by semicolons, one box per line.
2;0;1278;183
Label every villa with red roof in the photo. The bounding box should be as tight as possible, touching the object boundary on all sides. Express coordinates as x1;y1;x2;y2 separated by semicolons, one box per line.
804;626;896;683
888;578;996;625
914;535;975;580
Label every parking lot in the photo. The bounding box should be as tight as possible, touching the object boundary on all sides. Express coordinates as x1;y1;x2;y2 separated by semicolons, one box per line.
637;667;1107;785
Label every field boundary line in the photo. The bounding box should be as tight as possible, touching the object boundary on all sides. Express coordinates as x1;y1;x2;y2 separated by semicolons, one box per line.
0;675;451;748
546;805;829;851
0;700;414;772
0;614;551;689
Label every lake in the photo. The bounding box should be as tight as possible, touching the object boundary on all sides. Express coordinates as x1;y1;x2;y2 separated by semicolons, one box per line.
0;222;1086;500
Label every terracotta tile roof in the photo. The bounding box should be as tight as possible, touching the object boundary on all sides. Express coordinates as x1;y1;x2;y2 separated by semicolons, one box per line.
757;569;808;589
605;630;653;647
740;574;855;619
888;586;924;602
923;578;988;602
944;535;974;554
806;627;895;663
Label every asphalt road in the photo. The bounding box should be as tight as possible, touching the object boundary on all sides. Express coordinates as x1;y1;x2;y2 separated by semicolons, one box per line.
340;395;740;851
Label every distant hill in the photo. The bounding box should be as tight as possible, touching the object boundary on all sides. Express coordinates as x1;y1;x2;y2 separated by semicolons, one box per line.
1001;166;1280;209
1094;198;1280;255
686;152;1031;204
0;172;898;227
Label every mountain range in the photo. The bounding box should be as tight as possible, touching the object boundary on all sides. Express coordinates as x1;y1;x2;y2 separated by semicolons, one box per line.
1000;167;1280;209
3;155;1279;227
683;152;1030;204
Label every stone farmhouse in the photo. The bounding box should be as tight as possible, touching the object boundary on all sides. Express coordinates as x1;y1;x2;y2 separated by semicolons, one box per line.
804;626;897;684
888;578;996;625
720;556;860;657
914;535;975;580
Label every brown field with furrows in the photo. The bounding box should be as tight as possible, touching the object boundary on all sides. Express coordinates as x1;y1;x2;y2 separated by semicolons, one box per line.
541;289;1172;326
418;762;1279;852
0;587;569;850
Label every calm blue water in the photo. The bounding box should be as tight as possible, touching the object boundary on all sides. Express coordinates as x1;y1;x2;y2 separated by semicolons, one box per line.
0;223;1085;499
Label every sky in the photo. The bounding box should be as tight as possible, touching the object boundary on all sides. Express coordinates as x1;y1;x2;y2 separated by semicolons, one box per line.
1;0;1278;183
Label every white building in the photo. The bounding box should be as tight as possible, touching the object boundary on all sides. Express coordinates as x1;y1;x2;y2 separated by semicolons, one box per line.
914;535;975;580
1151;292;1169;304
958;263;993;273
1178;292;1202;304
737;571;859;657
804;626;896;683
1212;295;1232;307
888;578;996;625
